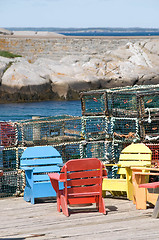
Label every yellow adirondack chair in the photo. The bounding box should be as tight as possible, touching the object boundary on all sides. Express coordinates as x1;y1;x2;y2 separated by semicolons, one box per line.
102;143;152;200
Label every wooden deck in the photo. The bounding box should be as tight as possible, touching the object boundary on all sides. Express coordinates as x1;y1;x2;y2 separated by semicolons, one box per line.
0;195;159;240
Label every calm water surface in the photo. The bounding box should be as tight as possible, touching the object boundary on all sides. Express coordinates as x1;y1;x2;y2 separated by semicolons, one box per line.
0;100;82;121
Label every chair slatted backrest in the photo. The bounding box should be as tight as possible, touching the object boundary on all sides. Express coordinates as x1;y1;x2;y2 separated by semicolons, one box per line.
118;143;152;175
60;158;103;196
21;146;63;182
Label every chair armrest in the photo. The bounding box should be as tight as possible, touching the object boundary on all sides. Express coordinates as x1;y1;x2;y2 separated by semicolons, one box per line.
139;182;159;189
21;167;34;171
48;173;60;181
48;173;62;193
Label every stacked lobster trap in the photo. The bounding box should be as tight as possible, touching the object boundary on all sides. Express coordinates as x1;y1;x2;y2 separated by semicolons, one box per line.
0;115;83;198
80;84;159;167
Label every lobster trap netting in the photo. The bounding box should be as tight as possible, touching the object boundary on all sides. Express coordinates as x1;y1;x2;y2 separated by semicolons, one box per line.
0;147;25;171
80;140;126;164
140;118;159;142
0;147;25;198
80;91;108;116
146;144;159;167
16;116;82;147
54;142;81;163
0;122;18;147
80;84;159;117
0;170;24;198
104;141;129;179
111;117;140;143
80;141;107;161
139;91;159;119
81;116;108;141
111;92;139;117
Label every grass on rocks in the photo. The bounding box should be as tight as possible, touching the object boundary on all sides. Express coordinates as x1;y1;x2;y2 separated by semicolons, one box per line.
0;50;22;58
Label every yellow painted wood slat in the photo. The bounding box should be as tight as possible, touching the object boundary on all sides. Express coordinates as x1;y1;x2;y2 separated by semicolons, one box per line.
121;143;152;154
102;178;127;192
119;154;151;161
118;161;151;167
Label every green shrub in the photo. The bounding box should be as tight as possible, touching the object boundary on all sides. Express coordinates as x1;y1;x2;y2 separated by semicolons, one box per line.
0;50;22;58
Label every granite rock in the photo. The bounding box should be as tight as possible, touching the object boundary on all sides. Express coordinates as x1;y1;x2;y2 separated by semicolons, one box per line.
0;39;159;102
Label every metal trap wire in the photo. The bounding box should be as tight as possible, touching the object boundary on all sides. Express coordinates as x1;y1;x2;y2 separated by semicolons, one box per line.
0;122;18;147
140;118;159;142
16;116;82;147
139;91;159;119
80;90;108;116
146;143;159;167
54;142;81;163
110;90;159;118
80;84;159;117
0;170;24;198
81;116;108;141
80;140;107;161
110;117;140;143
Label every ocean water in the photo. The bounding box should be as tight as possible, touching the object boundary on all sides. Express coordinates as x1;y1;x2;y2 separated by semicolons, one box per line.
60;31;159;37
0;100;82;122
8;27;159;37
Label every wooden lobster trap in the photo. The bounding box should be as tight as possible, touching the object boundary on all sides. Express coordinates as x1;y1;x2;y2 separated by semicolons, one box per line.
81;116;109;141
80;90;108;116
110;117;140;143
110;90;159;118
16;115;82;147
140;118;159;142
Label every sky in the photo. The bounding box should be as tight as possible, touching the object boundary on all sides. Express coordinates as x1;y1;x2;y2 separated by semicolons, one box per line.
1;0;159;29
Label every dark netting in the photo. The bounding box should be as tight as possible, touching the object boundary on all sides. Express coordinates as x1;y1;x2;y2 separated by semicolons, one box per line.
80;84;159;117
80;141;107;161
111;92;139;117
54;142;81;163
139;91;159;119
16;116;82;147
110;90;159;118
0;147;25;198
146;144;159;167
1;147;25;171
80;91;107;116
140;118;159;142
0;170;24;198
81;116;108;141
111;117;140;142
0;122;18;147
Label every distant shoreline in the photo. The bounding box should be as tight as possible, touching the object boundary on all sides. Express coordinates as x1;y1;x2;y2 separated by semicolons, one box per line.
1;34;159;39
0;27;158;39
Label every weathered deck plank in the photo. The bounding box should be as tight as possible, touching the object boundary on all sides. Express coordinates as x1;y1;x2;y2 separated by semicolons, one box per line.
0;196;158;240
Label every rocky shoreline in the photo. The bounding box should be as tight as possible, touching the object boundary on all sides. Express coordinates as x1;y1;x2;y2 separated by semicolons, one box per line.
0;32;159;103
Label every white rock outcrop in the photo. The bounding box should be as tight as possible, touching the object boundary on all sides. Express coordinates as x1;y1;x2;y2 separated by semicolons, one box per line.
0;39;159;102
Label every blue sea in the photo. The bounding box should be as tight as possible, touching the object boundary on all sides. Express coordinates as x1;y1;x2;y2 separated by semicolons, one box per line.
8;27;159;37
0;100;82;122
61;31;159;37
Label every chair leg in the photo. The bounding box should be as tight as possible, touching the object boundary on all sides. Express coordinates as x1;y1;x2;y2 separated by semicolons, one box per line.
60;195;69;217
31;197;35;204
98;197;106;215
57;193;61;212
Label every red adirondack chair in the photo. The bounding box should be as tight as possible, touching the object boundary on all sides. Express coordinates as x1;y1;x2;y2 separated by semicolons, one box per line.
48;158;107;216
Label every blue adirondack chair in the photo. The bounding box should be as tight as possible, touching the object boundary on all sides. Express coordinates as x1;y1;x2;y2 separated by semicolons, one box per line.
20;146;63;204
